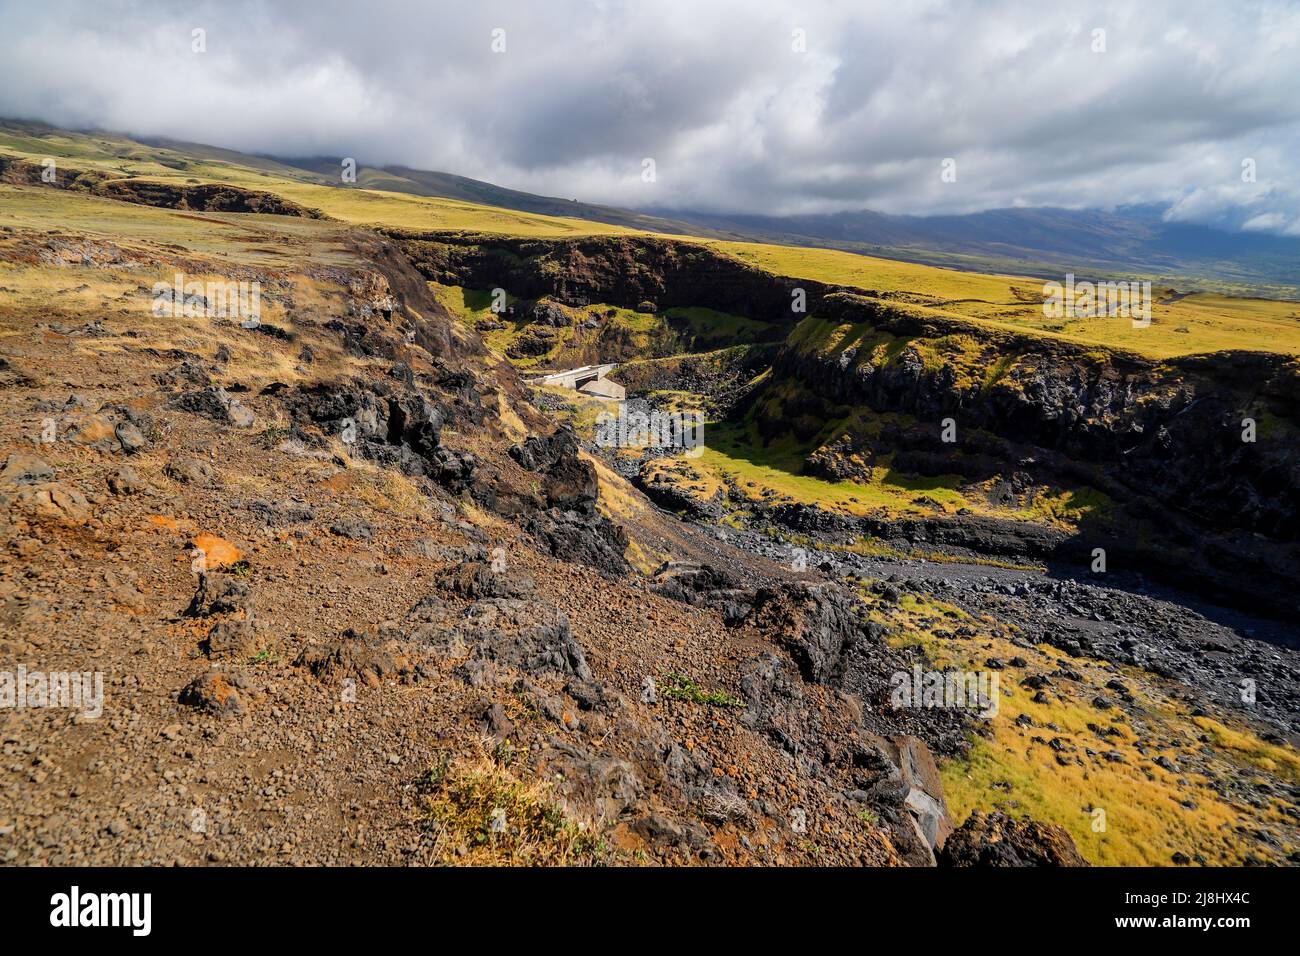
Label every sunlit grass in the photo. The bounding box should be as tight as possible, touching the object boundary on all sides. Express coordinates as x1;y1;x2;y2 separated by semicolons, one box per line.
865;588;1300;866
710;240;1300;359
6;119;1299;359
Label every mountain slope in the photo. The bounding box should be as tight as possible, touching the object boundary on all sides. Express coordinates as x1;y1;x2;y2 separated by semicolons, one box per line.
1;125;1298;867
656;205;1300;298
8;118;1294;296
273;155;732;238
4;120;1298;362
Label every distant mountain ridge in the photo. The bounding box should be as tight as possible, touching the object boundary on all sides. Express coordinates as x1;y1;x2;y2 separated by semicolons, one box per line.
255;153;727;238
4;118;1296;296
275;153;1299;296
651;204;1300;297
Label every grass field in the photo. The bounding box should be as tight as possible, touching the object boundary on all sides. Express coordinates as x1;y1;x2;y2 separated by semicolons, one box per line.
0;182;376;396
710;240;1300;359
870;589;1300;866
680;420;1108;529
0;184;357;268
0;124;636;238
4;121;1300;360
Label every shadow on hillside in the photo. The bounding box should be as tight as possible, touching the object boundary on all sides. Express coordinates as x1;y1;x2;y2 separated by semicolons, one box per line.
701;416;1300;646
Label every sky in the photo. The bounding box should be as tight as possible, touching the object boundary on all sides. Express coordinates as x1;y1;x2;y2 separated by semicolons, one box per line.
1;0;1298;234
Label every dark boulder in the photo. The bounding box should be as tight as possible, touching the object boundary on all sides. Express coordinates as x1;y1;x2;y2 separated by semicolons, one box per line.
940;810;1089;866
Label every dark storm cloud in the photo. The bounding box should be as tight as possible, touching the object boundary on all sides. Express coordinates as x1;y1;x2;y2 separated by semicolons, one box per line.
1;0;1296;232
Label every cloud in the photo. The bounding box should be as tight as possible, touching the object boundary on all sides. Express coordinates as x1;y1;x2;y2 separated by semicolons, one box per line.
0;0;1297;232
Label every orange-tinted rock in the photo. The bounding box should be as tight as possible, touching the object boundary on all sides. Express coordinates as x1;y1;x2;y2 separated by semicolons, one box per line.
63;413;118;449
147;514;185;532
190;532;243;570
178;669;246;716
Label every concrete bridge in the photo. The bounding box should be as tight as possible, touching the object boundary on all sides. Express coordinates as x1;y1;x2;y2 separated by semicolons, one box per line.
526;363;625;401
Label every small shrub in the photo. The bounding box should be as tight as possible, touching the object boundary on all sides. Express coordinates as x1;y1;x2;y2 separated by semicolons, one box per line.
659;672;743;708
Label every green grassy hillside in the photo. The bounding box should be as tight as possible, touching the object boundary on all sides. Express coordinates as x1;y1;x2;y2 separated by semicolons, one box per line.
4;119;1299;360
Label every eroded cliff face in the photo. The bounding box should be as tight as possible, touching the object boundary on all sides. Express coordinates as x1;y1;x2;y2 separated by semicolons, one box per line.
386;230;840;319
388;232;1300;615
3;208;1006;868
763;292;1300;612
778;293;1300;537
6;178;1294;866
0;156;323;217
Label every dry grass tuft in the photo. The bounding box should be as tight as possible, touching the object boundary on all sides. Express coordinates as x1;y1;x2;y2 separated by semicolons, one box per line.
417;747;615;866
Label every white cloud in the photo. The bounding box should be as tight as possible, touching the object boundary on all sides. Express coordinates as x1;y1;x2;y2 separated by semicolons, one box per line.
1242;212;1287;231
0;0;1296;232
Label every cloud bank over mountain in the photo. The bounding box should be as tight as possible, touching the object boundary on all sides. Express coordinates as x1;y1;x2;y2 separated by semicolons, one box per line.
2;0;1297;232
